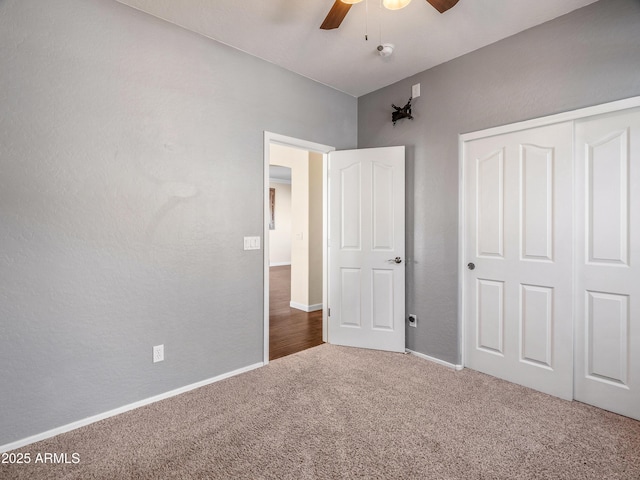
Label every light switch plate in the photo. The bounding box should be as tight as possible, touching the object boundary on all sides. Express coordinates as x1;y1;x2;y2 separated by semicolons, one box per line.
412;83;420;98
244;236;261;250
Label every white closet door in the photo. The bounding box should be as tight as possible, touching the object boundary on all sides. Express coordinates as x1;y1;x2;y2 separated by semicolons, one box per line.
464;122;574;400
574;107;640;420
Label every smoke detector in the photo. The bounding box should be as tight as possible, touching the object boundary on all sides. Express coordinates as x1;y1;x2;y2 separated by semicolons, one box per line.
377;43;394;57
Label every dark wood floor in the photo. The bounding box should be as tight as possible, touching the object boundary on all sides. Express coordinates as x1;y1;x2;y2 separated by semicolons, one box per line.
269;265;323;361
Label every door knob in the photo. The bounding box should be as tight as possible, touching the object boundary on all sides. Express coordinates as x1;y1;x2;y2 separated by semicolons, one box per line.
467;262;475;270
388;257;402;264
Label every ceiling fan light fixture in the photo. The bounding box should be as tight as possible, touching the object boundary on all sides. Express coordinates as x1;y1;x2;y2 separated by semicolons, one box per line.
382;0;411;10
340;0;363;4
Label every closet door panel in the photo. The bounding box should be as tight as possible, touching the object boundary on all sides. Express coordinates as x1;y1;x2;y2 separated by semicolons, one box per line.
575;107;640;421
464;122;574;400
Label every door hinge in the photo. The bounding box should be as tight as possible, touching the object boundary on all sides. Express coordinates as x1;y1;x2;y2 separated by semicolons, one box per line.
328;308;331;317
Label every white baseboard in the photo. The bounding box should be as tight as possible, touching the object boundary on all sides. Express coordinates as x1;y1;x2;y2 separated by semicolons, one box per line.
406;349;464;371
289;302;323;312
269;262;291;267
0;362;264;454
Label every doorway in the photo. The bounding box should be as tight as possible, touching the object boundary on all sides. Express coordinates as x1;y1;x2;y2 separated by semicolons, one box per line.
268;159;322;360
263;132;335;364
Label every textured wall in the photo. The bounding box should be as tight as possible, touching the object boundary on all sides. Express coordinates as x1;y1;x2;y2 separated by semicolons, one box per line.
0;0;356;445
358;0;640;364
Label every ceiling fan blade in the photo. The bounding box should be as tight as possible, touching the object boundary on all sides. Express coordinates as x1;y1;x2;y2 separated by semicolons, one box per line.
320;1;352;30
425;0;459;13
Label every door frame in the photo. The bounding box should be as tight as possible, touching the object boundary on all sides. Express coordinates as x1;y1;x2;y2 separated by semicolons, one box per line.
263;132;335;365
458;96;640;369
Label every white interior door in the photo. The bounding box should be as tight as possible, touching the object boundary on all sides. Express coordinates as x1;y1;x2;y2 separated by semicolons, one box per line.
464;123;574;400
574;107;640;420
328;146;405;353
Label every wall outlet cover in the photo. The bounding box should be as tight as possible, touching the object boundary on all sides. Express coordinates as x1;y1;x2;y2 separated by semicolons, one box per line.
153;344;164;363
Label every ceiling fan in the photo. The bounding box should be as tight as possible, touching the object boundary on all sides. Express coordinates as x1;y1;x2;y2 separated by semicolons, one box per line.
320;0;459;30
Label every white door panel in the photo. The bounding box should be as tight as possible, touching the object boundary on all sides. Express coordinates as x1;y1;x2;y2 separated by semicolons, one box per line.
329;147;405;353
464;122;574;400
574;107;640;420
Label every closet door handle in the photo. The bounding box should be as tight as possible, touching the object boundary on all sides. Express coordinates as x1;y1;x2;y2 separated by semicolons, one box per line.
467;262;475;270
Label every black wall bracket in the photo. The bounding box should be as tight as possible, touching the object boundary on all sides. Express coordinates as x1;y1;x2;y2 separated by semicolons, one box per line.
392;97;413;125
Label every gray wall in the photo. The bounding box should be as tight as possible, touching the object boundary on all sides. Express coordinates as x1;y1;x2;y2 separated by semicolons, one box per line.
358;0;640;365
0;0;356;445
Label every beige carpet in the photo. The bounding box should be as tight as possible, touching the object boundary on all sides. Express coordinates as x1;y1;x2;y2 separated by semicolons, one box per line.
3;344;640;479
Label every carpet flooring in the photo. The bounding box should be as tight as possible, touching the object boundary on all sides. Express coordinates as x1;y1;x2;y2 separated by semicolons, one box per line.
3;344;640;479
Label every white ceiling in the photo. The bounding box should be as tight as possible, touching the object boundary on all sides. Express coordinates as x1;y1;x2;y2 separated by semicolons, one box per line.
116;0;599;97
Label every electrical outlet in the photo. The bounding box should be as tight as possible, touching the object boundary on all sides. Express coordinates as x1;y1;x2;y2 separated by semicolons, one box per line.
408;314;417;328
153;344;164;363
